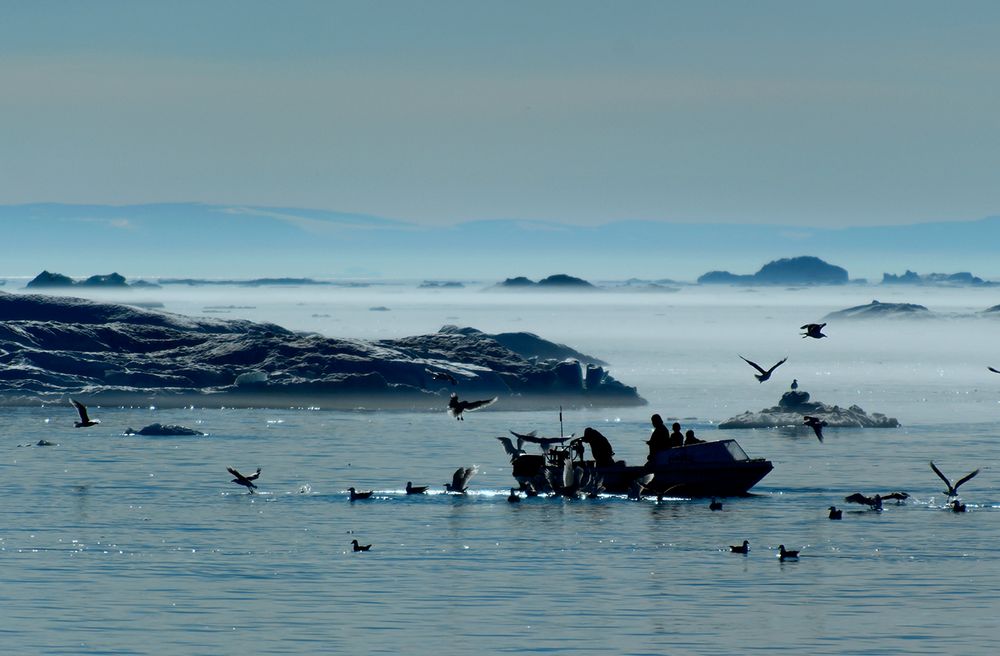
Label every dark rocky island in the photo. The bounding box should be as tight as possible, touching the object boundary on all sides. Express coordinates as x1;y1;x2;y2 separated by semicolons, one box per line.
698;256;849;286
26;271;156;289
882;270;995;286
0;291;643;409
495;274;596;289
823;300;933;320
719;389;899;429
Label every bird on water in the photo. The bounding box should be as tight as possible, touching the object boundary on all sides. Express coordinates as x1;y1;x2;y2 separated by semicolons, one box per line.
348;487;373;501
445;466;478;493
709;498;723;511
730;540;749;554
778;545;800;560
405;481;428;495
828;506;843;520
351;539;372;552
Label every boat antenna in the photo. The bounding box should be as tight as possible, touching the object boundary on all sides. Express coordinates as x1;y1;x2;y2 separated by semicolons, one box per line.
559;406;563;439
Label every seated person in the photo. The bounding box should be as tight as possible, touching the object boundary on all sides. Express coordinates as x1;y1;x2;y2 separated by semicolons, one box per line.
684;429;705;445
581;427;616;467
669;422;684;449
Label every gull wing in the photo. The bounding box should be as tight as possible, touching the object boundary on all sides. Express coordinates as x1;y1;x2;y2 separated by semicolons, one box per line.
844;493;872;506
463;397;497;412
246;467;262;481
510;429;539;442
954;468;980;492
766;357;788;375
739;355;767;375
496;437;522;458
988;366;1000;374
71;399;90;423
929;461;954;493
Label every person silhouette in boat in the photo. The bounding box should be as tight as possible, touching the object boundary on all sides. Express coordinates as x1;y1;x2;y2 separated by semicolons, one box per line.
669;422;685;448
684;429;705;445
647;414;671;460
581;427;616;467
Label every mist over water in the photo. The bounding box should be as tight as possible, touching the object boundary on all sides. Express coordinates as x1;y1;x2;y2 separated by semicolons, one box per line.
3;282;1000;654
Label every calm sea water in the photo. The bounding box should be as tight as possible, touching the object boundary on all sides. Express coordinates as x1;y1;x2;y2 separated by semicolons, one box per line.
2;284;999;654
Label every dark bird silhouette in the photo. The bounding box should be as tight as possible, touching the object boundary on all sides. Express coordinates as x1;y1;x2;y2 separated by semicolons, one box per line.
509;430;571;453
507;488;521;503
929;461;980;497
348;487;373;501
790;379;798;390
447;393;497;420
952;499;967;513
445;466;478;493
405;481;428;494
988;366;1000;374
800;323;827;339
828;506;842;520
70;399;101;427
803;415;828;442
709;498;723;511
426;368;458;385
844;491;909;511
351;539;372;552
778;545;800;560
739;355;787;383
730;540;749;554
227;466;261;493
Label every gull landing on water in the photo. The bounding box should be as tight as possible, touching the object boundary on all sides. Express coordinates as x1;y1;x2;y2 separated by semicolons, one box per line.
227;466;261;493
70;399;100;427
738;355;787;383
445;466;478;493
929;461;980;497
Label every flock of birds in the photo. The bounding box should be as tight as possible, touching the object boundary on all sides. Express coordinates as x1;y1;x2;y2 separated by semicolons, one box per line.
62;315;994;557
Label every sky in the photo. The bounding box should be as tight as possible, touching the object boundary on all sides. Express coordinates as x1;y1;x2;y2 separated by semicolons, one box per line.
2;1;1000;228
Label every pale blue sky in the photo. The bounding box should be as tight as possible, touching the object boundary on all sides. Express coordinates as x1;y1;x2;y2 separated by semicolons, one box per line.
2;1;1000;227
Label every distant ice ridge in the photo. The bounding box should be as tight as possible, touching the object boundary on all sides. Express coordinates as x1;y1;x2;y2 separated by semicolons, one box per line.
0;291;644;409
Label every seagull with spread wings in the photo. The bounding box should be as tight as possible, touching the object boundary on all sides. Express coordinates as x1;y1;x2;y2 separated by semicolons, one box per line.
447;393;497;420
227;466;261;493
509;429;571;454
803;415;828;442
738;355;788;383
445;465;478;493
70;399;101;428
800;323;827;339
929;461;980;497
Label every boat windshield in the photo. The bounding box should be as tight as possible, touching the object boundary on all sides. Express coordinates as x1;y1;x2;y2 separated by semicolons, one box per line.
722;440;750;461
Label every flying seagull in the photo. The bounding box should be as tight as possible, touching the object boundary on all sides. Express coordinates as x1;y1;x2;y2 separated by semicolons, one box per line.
730;540;749;554
448;393;497;420
227;466;261;493
405;481;428;495
800;323;827;339
445;465;478;493
70;399;101;428
738;355;787;383
929;461;980;497
988;366;1000;374
509;429;571;454
351;539;372;552
803;415;828;442
426;369;458;385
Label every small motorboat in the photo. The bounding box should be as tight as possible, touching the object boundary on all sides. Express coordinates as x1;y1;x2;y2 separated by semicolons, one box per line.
510;439;772;498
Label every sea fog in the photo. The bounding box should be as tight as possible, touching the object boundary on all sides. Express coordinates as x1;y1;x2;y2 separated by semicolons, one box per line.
11;279;1000;427
3;280;1000;654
